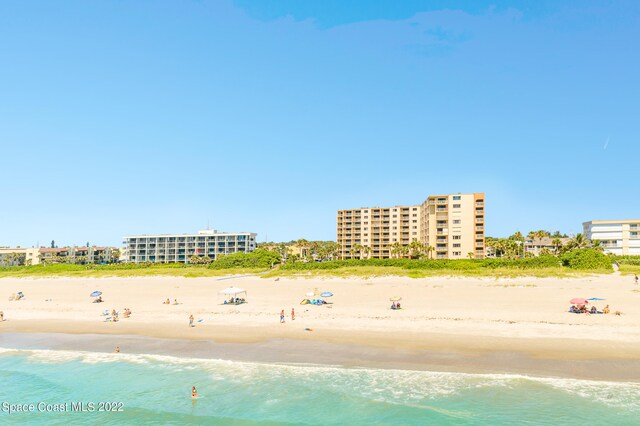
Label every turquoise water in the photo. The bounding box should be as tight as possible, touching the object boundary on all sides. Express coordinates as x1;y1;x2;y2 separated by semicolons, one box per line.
1;347;639;425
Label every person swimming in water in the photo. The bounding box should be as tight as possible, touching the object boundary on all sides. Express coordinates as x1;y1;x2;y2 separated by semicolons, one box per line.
192;386;198;398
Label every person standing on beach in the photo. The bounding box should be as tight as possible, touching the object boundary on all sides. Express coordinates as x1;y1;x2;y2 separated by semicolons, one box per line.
280;310;285;323
635;275;638;284
291;308;295;320
115;346;120;353
189;314;194;327
0;311;4;321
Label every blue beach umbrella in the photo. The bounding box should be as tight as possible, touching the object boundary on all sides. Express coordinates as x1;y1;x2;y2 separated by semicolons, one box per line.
320;292;333;298
587;297;605;301
90;291;102;297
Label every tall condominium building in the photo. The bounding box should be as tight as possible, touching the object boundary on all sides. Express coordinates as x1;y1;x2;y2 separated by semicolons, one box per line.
583;219;640;256
123;229;257;264
337;192;485;259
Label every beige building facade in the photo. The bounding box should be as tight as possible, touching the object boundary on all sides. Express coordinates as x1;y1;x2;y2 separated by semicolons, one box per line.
337;193;485;259
583;219;640;256
0;248;41;265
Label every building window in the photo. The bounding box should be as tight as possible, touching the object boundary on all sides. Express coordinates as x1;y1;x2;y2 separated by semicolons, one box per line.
453;243;461;248
453;204;461;208
453;235;461;240
453;196;461;200
412;232;417;235
453;251;461;256
412;214;417;217
453;220;461;224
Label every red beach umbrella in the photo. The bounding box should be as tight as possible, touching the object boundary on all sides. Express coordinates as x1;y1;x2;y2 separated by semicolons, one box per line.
570;298;588;305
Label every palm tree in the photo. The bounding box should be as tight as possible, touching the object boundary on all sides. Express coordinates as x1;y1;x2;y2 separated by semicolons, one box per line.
551;238;563;254
510;231;525;257
352;244;363;260
467;252;475;259
591;239;604;252
424;245;435;259
364;245;372;259
400;245;410;259
408;240;424;259
572;233;588;249
389;242;402;259
294;239;310;259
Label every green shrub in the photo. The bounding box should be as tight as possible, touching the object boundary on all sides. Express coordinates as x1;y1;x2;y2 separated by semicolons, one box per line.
560;248;612;270
614;256;640;266
210;249;281;269
278;256;562;271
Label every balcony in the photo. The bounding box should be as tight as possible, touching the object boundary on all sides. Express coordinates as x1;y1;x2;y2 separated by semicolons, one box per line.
475;202;484;207
476;226;484;231
475;210;484;215
475;218;484;223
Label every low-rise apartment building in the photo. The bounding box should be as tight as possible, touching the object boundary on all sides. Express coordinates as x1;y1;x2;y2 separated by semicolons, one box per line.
123;229;257;263
0;247;41;266
0;246;117;265
39;246;117;264
337;193;485;259
583;219;640;256
523;237;571;256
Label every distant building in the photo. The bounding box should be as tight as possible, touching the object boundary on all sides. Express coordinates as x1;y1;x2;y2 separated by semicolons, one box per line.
123;229;257;263
0;246;117;266
523;237;571;256
337;193;485;259
583;220;640;256
0;248;41;266
38;247;117;264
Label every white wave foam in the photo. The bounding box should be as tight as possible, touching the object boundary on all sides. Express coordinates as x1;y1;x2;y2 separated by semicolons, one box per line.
2;346;639;410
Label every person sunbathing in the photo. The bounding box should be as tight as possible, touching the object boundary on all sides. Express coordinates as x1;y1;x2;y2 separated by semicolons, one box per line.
590;306;597;314
603;305;610;314
163;299;170;304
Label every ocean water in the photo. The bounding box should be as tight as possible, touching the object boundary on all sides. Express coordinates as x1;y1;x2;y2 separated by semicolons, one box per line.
0;347;639;425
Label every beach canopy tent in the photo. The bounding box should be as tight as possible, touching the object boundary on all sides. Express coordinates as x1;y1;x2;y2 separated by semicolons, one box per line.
219;286;247;304
220;286;246;296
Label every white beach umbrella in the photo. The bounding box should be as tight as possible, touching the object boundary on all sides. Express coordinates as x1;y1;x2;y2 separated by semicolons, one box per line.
220;286;246;296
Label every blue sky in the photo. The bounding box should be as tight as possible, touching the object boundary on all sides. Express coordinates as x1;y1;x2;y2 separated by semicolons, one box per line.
1;0;638;247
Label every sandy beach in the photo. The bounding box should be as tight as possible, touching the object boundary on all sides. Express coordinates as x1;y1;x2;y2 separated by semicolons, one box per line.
1;274;640;381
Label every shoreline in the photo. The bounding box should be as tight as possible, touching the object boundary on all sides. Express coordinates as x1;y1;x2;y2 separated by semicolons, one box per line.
2;274;640;383
2;328;640;383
